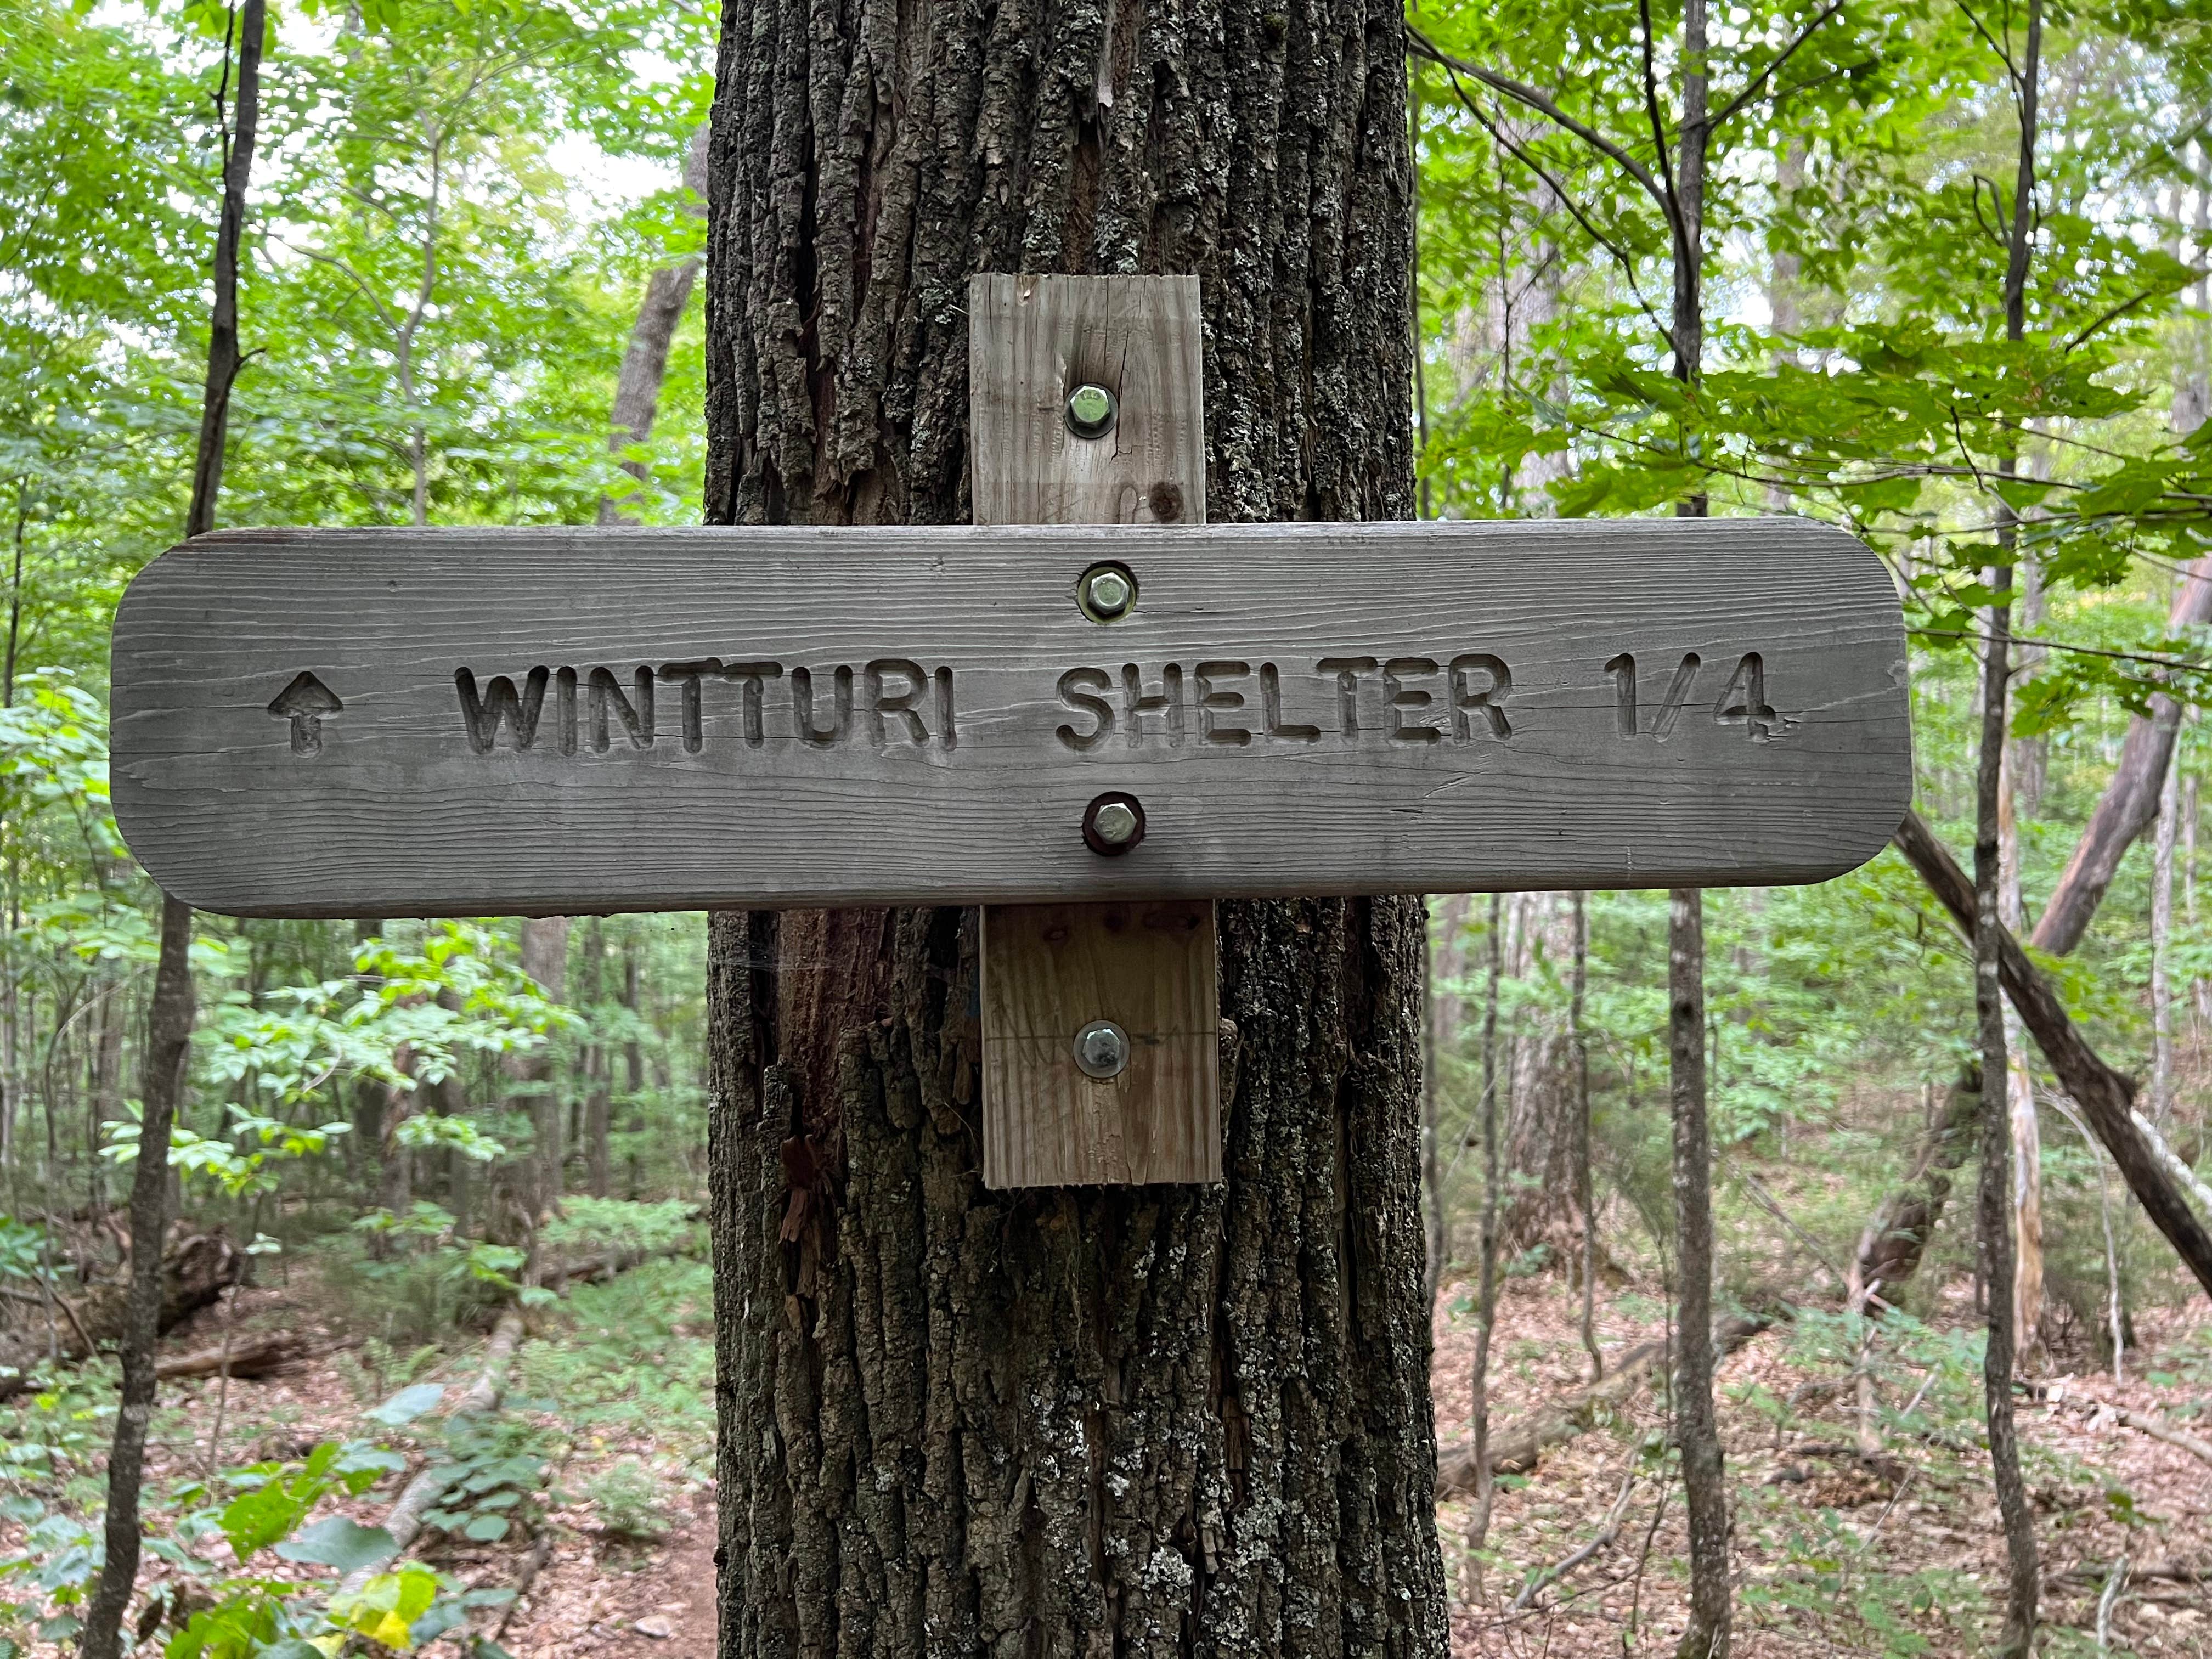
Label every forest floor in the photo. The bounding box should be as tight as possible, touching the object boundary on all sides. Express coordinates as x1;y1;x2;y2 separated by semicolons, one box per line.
1437;1269;2212;1657
0;1248;722;1656
1;1238;2208;1655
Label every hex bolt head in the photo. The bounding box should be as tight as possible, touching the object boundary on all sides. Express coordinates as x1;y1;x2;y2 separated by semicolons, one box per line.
1079;563;1135;622
1092;801;1137;843
1082;792;1145;855
1065;382;1118;440
1073;1019;1130;1080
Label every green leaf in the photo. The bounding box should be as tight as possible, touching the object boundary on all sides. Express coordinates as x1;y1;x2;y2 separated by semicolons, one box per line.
462;1514;512;1542
217;1477;317;1564
368;1383;446;1427
274;1516;398;1572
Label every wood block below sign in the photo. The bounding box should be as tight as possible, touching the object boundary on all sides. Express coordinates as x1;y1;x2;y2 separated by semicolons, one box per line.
980;900;1221;1188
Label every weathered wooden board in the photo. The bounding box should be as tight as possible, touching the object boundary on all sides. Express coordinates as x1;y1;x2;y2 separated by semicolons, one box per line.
109;516;1911;918
970;270;1221;1188
980;901;1221;1186
968;273;1205;529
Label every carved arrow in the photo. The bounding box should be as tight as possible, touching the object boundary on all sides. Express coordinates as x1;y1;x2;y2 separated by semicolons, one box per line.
267;672;342;756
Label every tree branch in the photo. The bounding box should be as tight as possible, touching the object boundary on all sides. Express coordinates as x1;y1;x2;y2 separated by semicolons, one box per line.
1406;27;1677;221
1432;71;1681;356
1635;0;1688;246
1708;0;1848;131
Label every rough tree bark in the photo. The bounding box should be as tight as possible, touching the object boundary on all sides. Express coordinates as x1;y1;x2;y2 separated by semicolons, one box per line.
1667;0;1729;1650
701;0;1447;1650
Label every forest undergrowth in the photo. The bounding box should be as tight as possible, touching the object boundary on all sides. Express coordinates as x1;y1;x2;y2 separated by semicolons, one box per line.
0;1226;717;1658
0;1156;2207;1657
1440;1272;2212;1657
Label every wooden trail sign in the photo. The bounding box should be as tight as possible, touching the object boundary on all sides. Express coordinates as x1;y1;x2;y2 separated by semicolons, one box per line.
110;515;1910;922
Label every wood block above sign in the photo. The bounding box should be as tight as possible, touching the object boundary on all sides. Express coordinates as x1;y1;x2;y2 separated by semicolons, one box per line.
109;517;1911;919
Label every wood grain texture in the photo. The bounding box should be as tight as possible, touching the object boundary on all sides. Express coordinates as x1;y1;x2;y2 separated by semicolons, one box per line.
972;272;1218;1189
980;901;1221;1185
108;517;1912;918
968;274;1205;528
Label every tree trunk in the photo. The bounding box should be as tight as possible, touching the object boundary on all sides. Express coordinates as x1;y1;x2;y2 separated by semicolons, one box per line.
88;967;123;1220
515;916;568;1220
84;0;261;1632
2029;561;2212;956
701;0;1446;1648
1999;736;2043;1362
1849;1068;1979;1302
622;930;645;1197
1464;893;1504;1588
1498;892;1579;1254
2154;739;2180;1124
79;899;194;1659
1666;0;1728;1649
1571;891;1598;1382
1422;894;1470;1309
599;128;706;527
1894;809;2212;1297
350;919;385;1194
583;919;612;1199
1980;14;2045;1643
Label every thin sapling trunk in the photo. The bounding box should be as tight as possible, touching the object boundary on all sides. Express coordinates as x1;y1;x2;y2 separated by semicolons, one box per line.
1978;9;2045;1647
80;898;194;1659
1463;893;1505;1591
1573;890;1599;1382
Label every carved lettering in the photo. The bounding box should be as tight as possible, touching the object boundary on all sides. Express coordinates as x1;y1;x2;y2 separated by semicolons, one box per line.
1195;661;1252;747
1315;656;1377;739
935;667;957;752
589;667;654;752
658;660;718;754
792;665;854;746
556;666;578;754
1261;663;1321;743
1448;654;1512;740
1654;653;1702;740
1713;652;1780;736
865;658;930;747
1605;652;1637;737
1384;657;1443;744
720;662;783;747
1056;668;1115;751
1122;663;1186;748
456;667;549;753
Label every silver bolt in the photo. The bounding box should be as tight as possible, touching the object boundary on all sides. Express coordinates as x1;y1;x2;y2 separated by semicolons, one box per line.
1074;1019;1130;1080
1082;566;1133;620
1091;800;1138;845
1066;382;1118;440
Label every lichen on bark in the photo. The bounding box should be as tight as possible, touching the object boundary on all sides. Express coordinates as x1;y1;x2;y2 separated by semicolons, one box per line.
703;0;1446;1649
